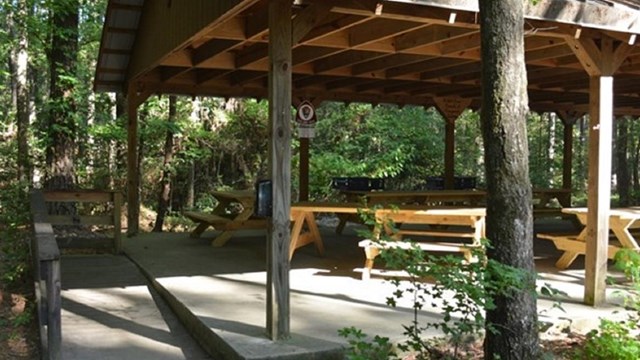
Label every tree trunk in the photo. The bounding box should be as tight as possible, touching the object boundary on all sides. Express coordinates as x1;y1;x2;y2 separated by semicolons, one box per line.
46;0;78;190
616;118;630;206
479;1;539;359
14;0;31;184
153;96;177;232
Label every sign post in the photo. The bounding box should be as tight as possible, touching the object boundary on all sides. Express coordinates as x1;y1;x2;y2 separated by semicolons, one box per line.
295;100;316;138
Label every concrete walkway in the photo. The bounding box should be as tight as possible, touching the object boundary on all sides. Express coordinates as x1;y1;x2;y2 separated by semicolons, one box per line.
61;255;212;359
59;218;635;360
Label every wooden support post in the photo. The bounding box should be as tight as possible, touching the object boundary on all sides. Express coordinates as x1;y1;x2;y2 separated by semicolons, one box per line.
293;97;322;202
433;97;471;189
267;0;292;341
556;111;581;195
126;87;149;236
113;191;123;253
46;260;61;360
444;119;456;189
566;36;632;305
585;75;613;305
299;138;309;201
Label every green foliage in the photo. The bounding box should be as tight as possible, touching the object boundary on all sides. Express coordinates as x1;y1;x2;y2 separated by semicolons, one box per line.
0;181;32;289
574;249;640;359
338;326;398;360
576;319;640;360
339;210;533;359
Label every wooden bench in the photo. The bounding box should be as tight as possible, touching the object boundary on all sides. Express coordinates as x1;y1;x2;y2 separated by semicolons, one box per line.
533;207;564;219
184;211;267;245
358;238;478;280
537;232;622;269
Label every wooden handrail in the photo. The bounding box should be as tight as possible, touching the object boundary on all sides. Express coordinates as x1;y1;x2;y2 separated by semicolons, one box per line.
42;189;123;253
30;190;61;360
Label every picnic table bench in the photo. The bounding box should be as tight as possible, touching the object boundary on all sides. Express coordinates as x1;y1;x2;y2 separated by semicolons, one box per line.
290;202;486;279
185;190;267;246
359;206;486;279
537;207;640;269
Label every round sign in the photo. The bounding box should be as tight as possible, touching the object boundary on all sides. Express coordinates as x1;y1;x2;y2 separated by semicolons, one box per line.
296;100;316;125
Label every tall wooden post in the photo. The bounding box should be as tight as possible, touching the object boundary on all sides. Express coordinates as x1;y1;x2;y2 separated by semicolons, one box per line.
267;0;292;340
299;138;309;201
126;87;149;236
433;97;472;189
566;36;632;305
557;111;581;194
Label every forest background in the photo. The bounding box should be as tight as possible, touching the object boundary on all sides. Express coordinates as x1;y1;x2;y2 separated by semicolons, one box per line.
3;0;640;230
2;0;640;357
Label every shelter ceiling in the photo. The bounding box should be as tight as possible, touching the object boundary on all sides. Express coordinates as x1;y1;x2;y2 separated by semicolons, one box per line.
95;0;640;115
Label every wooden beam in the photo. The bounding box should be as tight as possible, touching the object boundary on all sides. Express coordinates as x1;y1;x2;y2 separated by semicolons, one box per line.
128;0;259;81
292;1;334;44
267;0;292;341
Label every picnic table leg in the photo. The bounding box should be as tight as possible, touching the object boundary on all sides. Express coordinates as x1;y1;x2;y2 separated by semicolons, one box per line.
210;210;252;247
335;214;348;234
362;245;380;281
555;251;580;270
190;223;210;238
304;212;324;255
609;218;640;251
289;211;306;260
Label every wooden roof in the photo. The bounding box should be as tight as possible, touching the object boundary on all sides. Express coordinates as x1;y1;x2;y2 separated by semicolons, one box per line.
95;0;640;115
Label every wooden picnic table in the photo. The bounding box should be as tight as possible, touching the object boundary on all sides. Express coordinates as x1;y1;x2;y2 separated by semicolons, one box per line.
289;201;486;279
184;190;266;246
538;207;640;269
531;188;572;218
360;206;486;279
337;190;487;233
289;202;362;259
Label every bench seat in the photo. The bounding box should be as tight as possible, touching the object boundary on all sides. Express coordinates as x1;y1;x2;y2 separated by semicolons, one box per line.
184;211;267;239
358;239;479;280
537;232;621;269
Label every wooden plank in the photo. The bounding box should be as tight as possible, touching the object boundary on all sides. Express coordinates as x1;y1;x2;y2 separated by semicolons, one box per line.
46;215;114;226
43;190;114;203
266;0;292;341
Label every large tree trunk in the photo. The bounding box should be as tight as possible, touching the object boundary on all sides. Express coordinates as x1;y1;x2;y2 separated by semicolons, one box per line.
14;0;31;184
46;0;78;190
479;1;539;359
616;118;630;206
153;95;177;232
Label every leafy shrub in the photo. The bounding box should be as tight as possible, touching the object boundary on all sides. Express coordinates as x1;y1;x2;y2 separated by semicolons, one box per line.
573;249;640;359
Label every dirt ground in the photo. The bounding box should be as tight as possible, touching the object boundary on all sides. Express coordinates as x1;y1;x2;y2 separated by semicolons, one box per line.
0;282;39;360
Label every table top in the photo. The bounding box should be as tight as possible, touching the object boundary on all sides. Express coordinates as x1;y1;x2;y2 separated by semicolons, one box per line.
211;190;255;200
562;207;640;219
340;189;487;197
291;201;486;216
532;188;572;194
375;207;486;216
291;202;364;213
